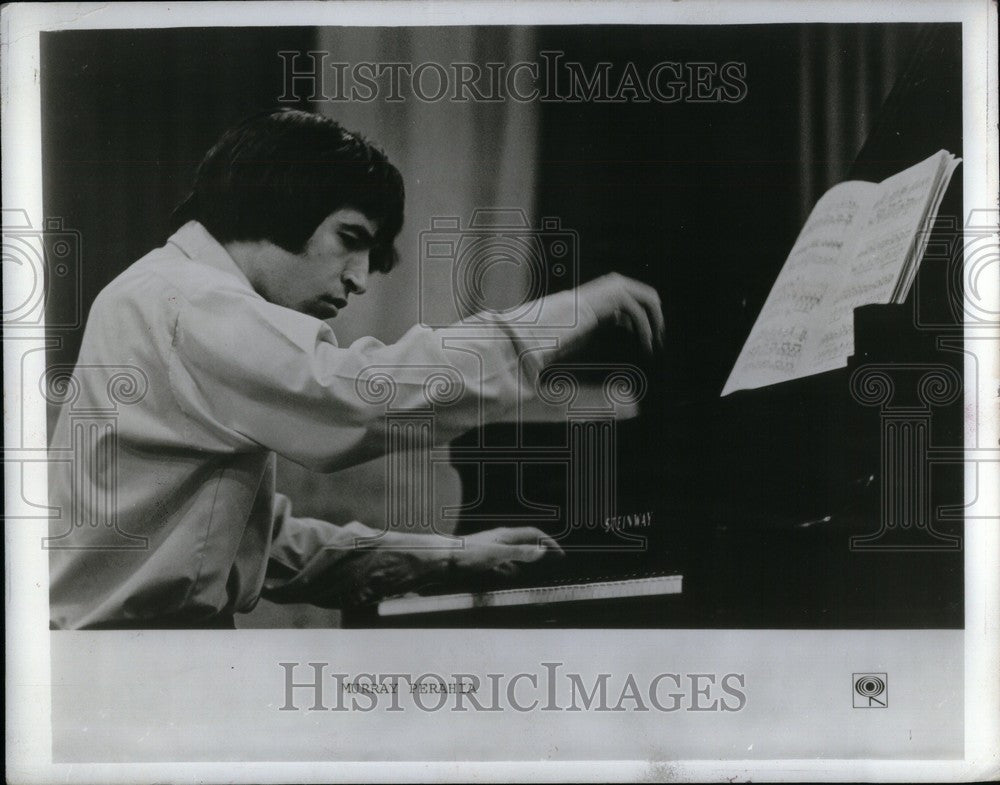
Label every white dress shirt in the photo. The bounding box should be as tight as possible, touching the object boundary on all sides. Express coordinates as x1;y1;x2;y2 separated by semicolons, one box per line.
48;221;590;628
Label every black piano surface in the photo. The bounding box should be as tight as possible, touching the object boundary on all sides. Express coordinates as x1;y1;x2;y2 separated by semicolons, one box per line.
358;309;962;629
346;24;965;629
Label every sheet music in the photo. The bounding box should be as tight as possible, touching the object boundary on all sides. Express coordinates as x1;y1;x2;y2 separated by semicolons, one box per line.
894;152;963;300
721;181;876;394
722;150;960;393
805;150;957;374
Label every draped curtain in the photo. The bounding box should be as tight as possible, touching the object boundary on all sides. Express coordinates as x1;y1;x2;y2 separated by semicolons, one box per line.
794;25;927;223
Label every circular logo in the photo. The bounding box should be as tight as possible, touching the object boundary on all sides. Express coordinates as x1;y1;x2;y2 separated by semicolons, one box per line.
854;675;886;698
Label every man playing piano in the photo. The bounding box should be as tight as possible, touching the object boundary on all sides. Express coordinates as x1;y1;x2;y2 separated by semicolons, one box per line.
48;108;665;629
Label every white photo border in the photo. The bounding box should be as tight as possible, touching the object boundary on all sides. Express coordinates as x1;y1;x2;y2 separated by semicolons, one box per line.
3;1;997;782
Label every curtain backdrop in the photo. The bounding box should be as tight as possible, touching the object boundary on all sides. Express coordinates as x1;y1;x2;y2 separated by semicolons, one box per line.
794;25;926;224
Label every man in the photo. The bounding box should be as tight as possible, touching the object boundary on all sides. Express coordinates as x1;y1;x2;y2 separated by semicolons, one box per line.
48;109;665;629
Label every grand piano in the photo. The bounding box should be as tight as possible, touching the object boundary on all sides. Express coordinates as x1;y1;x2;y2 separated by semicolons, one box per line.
346;24;965;629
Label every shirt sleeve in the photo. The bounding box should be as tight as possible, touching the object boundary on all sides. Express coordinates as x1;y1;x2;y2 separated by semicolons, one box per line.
168;284;589;471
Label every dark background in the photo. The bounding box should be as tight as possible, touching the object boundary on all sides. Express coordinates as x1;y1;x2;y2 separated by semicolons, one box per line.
525;23;964;628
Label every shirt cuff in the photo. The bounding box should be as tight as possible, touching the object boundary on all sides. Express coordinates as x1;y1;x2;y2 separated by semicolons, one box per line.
491;287;600;378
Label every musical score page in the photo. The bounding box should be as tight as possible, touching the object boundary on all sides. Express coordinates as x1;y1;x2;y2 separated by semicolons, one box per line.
720;180;876;395
722;150;959;395
805;150;958;374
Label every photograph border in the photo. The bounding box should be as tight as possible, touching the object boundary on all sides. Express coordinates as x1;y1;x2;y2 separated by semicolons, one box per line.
4;1;998;782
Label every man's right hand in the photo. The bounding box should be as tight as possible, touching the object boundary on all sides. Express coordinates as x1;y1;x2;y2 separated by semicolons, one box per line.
576;273;666;354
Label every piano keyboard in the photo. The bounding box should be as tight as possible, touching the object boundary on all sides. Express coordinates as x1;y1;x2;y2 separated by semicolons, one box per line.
377;573;683;617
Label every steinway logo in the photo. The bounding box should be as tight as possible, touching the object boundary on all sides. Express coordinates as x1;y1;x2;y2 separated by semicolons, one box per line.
602;510;654;532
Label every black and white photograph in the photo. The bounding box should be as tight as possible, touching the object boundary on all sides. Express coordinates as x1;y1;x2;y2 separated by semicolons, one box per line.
3;1;998;781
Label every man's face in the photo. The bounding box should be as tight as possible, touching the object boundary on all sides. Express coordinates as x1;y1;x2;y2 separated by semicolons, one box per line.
252;208;379;320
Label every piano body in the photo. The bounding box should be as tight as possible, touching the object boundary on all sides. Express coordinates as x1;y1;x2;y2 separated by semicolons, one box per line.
345;24;965;629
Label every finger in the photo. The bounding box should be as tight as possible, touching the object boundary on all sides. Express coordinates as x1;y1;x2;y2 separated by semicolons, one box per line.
621;299;655;354
642;291;666;350
626;280;665;350
537;535;566;557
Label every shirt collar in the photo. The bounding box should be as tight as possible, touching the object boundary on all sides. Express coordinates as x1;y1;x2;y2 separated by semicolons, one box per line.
168;221;255;291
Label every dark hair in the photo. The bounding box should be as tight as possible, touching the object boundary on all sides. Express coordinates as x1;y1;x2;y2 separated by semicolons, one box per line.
171;109;405;273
